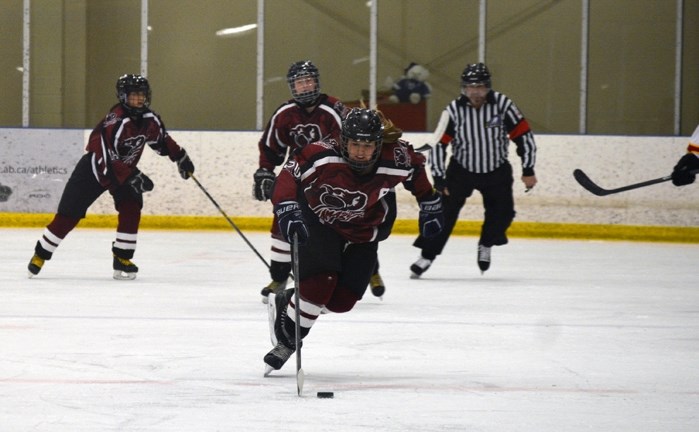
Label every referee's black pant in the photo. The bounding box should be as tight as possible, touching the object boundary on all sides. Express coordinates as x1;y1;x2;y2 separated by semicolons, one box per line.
413;159;515;260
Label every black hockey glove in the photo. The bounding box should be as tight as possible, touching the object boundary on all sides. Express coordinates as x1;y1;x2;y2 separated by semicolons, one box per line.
253;168;276;201
418;192;444;239
274;201;309;245
0;183;12;202
432;176;447;193
671;153;699;186
126;169;154;195
176;150;195;179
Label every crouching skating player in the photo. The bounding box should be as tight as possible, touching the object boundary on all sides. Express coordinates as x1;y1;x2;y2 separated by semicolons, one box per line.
254;60;390;302
263;108;444;371
26;74;195;280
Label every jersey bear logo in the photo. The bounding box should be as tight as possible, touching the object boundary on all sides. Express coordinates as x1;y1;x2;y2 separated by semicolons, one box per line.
290;124;323;148
103;112;119;127
393;146;411;168
113;135;147;164
311;184;367;224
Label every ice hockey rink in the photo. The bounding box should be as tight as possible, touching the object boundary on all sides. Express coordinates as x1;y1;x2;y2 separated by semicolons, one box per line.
1;228;697;431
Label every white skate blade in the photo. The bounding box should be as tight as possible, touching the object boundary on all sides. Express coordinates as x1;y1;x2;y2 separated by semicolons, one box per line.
113;270;137;280
27;272;36;279
267;293;278;347
263;364;274;377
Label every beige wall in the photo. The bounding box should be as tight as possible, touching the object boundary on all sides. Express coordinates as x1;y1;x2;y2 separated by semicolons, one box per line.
85;0;141;125
1;0;697;135
62;0;88;127
30;0;63;126
0;0;23;126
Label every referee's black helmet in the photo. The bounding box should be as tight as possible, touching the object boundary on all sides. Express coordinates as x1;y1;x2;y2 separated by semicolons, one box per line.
461;63;491;88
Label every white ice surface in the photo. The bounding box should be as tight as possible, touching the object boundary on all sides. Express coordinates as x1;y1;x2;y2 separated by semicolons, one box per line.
1;228;698;431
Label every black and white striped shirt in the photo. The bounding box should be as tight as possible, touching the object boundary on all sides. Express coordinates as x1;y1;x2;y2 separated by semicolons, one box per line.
430;91;536;178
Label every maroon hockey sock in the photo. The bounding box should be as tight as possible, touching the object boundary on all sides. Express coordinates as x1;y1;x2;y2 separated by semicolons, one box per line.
116;200;141;234
299;272;338;306
325;285;360;313
46;213;80;239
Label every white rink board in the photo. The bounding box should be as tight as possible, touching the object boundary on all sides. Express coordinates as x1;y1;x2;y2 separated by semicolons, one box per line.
0;128;84;213
1;127;697;226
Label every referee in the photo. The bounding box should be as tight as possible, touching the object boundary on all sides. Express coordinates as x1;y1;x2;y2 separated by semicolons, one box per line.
410;63;537;276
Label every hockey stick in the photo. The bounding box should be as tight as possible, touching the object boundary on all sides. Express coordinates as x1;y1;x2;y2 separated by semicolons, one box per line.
414;143;433;152
573;168;699;196
190;174;271;270
292;234;305;396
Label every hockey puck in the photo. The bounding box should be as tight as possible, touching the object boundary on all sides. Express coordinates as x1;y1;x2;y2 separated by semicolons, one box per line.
316;392;334;399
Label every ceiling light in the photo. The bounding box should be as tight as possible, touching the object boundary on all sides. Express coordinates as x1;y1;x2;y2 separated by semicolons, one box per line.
215;24;257;38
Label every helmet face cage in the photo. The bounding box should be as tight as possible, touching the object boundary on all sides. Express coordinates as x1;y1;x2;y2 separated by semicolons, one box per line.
461;63;492;88
286;61;321;106
340;108;384;171
116;74;151;115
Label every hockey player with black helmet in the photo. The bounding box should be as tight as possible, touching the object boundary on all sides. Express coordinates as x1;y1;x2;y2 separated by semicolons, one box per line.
263;108;444;371
253;61;390;302
27;74;195;280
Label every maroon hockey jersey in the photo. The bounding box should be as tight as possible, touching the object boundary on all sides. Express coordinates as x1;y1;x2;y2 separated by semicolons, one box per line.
258;94;346;171
272;138;435;243
85;104;185;188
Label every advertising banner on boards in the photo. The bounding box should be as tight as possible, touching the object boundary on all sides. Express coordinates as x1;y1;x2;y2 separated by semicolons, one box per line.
0;128;85;213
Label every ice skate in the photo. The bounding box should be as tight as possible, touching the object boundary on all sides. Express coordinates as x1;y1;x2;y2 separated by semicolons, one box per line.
410;257;432;279
271;289;295;346
477;244;491;274
260;279;288;304
264;341;295;372
369;272;386;298
267;293;279;347
266;289;293;347
27;254;45;278
264;288;297;372
113;254;138;280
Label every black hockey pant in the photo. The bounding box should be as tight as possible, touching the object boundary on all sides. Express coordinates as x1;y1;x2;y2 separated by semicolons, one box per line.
414;160;515;259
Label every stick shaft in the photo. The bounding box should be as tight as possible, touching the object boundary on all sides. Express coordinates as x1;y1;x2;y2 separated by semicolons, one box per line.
190;174;270;270
292;234;304;396
573;168;699;196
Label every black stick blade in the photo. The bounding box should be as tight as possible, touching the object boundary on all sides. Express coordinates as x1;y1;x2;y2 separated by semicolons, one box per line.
573;169;609;196
573;168;695;196
414;143;433;152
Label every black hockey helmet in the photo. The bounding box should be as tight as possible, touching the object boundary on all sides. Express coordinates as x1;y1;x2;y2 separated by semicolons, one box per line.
286;60;321;107
377;110;403;144
116;74;151;116
341;108;384;172
461;63;491;88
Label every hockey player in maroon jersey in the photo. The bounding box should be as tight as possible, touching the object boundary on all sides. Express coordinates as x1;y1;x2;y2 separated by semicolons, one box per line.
263;108;444;371
253;60;388;302
27;74;195;280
